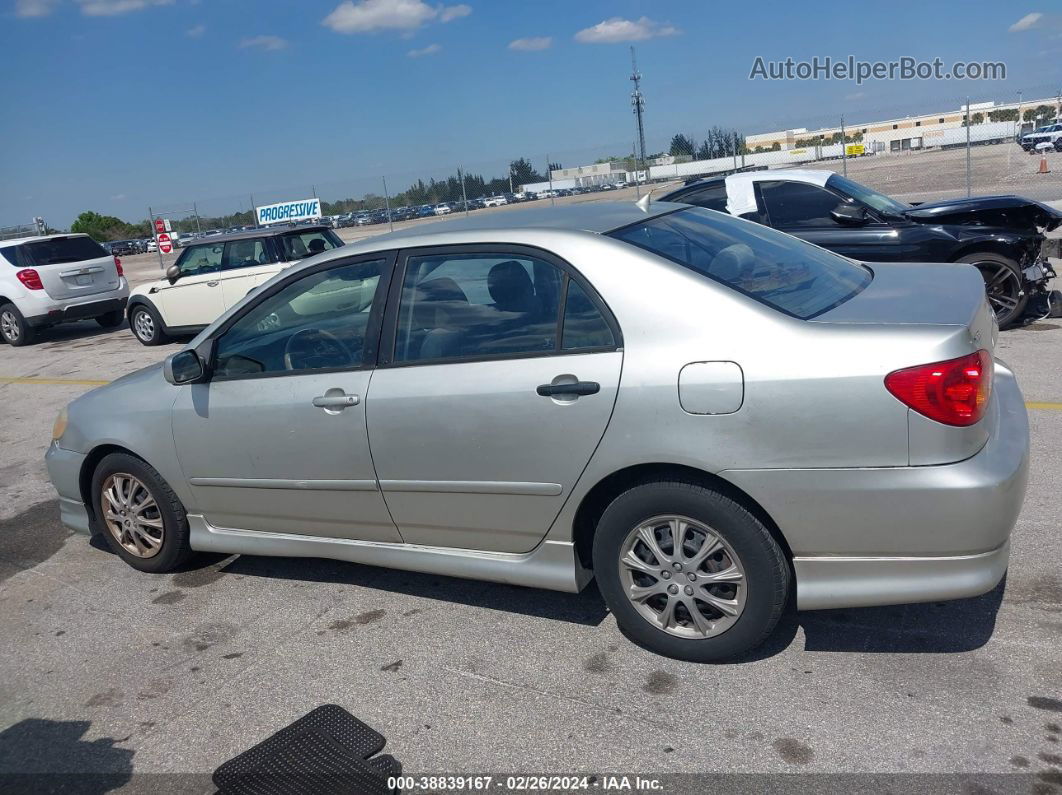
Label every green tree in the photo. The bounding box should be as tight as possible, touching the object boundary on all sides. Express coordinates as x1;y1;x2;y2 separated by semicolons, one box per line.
669;133;696;158
70;211;147;241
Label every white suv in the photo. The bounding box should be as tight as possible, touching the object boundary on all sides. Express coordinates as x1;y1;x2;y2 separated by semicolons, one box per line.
0;234;128;346
126;225;344;345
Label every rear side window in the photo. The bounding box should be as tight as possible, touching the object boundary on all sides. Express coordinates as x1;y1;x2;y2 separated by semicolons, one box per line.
674;183;728;213
609;207;871;319
1;236;108;267
278;230;343;261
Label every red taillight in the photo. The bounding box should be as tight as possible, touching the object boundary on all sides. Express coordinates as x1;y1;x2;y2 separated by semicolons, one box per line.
114;256;123;276
16;269;44;290
885;350;993;427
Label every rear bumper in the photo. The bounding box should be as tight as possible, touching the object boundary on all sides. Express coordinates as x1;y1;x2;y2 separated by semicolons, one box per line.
26;296;128;327
724;363;1029;610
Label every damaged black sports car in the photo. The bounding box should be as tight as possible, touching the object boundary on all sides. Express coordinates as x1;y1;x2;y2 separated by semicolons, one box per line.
660;169;1062;328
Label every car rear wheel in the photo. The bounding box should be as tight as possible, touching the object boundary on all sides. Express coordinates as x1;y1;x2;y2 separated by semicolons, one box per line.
593;481;790;662
95;310;124;328
0;303;34;347
958;253;1027;330
91;452;193;573
130;303;167;346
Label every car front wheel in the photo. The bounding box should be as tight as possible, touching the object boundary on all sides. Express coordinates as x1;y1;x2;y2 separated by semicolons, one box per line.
958;253;1027;329
129;303;167;346
593;481;790;663
91;452;193;573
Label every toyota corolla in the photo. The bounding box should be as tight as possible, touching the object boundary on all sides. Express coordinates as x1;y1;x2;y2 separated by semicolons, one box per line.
45;201;1029;662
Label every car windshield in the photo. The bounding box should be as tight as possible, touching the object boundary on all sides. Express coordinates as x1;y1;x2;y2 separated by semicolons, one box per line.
827;174;910;216
608;207;872;319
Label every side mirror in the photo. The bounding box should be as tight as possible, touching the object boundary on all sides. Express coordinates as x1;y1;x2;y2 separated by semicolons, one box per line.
165;264;181;283
163;339;215;386
830;202;868;226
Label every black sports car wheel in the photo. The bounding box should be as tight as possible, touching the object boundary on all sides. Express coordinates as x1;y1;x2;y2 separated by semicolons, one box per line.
959;253;1027;330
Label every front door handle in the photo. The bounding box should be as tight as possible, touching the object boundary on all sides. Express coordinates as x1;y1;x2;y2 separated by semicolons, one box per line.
312;392;360;409
207;280;220;287
536;381;600;397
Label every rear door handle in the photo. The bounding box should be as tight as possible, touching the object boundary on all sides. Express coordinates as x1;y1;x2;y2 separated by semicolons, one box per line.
207;280;219;287
312;393;360;409
536;381;600;397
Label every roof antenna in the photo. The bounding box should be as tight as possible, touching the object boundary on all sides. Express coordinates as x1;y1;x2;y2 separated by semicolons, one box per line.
635;192;651;212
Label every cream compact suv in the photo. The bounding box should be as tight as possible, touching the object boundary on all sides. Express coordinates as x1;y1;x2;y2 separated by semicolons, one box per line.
127;224;345;345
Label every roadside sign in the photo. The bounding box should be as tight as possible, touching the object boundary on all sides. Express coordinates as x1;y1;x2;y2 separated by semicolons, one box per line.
158;232;172;254
845;143;866;157
154;217;166;235
255;198;321;226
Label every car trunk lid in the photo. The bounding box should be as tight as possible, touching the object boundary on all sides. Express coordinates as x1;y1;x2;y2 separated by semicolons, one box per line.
812;261;997;465
3;236;122;300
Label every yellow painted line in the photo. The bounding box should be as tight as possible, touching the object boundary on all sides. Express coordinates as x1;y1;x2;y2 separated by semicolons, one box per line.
1026;401;1062;411
0;376;109;386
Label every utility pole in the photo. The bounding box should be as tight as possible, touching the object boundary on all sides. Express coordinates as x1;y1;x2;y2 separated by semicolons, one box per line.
840;115;848;177
382;177;394;232
459;167;469;215
965;97;972;198
192;202;202;235
546;155;555;207
250;195;259;228
630;46;647;186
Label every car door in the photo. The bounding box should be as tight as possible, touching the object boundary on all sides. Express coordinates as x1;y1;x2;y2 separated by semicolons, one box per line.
366;245;623;554
217;237;283;310
756;180;904;261
153;242;227;328
170;252;401;542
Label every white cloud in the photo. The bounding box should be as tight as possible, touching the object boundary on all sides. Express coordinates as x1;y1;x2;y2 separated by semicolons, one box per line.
407;42;440;57
1009;12;1043;31
439;3;470;22
324;0;434;33
76;0;174;16
322;0;470;34
111;193;126;201
186;23;205;38
239;35;288;51
574;16;679;44
509;36;551;52
845;91;865;101
15;0;59;17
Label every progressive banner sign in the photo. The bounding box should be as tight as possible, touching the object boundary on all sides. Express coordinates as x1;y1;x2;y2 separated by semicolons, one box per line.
256;198;322;226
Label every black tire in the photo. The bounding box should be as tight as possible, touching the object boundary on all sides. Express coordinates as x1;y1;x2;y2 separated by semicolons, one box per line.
95;310;124;328
0;302;34;347
957;252;1027;330
593;481;789;663
91;452;193;573
129;302;168;346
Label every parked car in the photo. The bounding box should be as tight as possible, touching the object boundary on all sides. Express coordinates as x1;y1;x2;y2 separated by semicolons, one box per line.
483;196;508;207
434;203;453;216
47;201;1028;662
146;239;158;253
1018;123;1062;152
660;169;1062;328
0;233;128;345
125;224;344;345
108;240;138;257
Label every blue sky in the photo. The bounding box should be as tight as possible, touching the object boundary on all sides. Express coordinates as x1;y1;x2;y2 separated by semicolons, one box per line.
1;0;1060;227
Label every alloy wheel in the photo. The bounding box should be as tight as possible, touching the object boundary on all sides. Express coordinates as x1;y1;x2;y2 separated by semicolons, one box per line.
974;262;1023;323
0;310;20;342
100;473;164;558
133;310;154;342
618;514;747;639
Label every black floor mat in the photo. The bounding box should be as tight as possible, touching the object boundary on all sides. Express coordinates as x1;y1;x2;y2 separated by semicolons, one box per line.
213;705;400;794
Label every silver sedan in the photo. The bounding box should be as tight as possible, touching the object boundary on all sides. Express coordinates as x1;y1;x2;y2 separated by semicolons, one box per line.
45;201;1029;661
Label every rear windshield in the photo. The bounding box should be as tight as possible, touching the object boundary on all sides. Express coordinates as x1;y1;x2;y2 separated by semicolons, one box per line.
1;236;109;268
608;207;871;319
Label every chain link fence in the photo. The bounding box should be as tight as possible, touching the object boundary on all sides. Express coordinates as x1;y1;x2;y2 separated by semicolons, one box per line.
119;83;1062;264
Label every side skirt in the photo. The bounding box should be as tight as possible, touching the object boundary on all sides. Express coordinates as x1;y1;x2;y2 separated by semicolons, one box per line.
188;515;592;593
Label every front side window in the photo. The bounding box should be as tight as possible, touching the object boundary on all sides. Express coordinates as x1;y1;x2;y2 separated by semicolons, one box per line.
176;244;224;277
827;174;909;217
277;230;344;262
392;251;616;364
758;180;842;227
213;259;384;377
608;207;871;320
221;238;270;271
